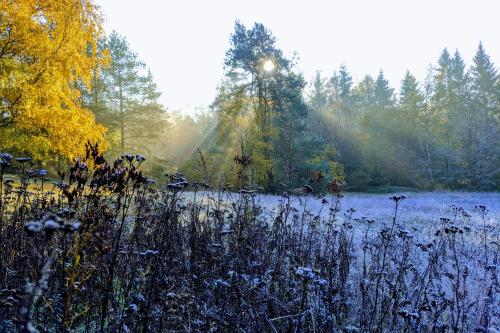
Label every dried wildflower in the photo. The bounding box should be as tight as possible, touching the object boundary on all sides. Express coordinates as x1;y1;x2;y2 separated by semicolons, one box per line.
474;205;488;214
0;152;13;161
295;266;316;280
24;221;43;235
61;221;82;233
166;183;182;191
389;194;407;203
0;153;13;166
122;154;135;163
135;155;146;163
440;217;451;223
233;152;252;167
43;219;61;232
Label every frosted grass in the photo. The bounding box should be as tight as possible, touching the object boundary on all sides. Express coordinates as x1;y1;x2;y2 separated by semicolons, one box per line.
254;191;499;227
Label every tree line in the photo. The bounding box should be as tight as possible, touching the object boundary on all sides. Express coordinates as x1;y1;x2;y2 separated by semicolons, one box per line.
0;3;498;191
181;22;499;191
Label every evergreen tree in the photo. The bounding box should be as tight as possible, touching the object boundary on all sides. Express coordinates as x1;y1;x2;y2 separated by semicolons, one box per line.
98;32;169;157
306;71;336;168
398;71;436;185
367;71;394;139
432;48;456;185
328;65;354;122
308;71;328;115
338;64;353;100
81;32;170;177
272;69;309;188
450;50;472;185
353;75;375;113
106;32;142;155
213;22;310;189
468;43;500;188
399;71;424;119
373;70;394;108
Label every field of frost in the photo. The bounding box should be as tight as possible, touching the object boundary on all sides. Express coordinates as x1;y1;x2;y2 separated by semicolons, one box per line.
256;191;500;228
1;147;498;332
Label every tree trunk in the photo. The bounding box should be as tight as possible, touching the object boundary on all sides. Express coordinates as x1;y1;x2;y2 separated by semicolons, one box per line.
119;79;125;156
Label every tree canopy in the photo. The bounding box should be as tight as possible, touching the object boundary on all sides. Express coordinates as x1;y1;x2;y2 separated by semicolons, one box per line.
0;0;107;160
181;22;499;191
0;12;497;190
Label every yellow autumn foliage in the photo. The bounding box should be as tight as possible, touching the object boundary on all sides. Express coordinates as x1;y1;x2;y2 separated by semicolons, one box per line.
0;0;108;160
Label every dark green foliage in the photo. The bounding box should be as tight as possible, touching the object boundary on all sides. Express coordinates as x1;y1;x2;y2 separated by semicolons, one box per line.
303;44;499;191
82;32;171;178
210;21;317;191
84;24;499;192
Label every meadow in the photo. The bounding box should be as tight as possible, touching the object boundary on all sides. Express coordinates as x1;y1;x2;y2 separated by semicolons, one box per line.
257;191;500;226
0;148;498;332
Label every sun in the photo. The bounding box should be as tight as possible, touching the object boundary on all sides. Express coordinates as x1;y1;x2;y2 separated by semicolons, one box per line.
263;59;275;72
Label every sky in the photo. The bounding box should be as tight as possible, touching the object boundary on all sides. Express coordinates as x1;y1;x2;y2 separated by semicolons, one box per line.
96;0;500;114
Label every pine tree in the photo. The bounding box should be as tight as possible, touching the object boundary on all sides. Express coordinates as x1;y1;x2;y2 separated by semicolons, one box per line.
353;75;375;114
368;71;394;140
102;32;145;155
449;50;470;185
308;72;328;114
400;71;424;118
80;32;171;178
432;48;456;185
213;21;310;189
398;71;435;185
272;69;309;188
338;64;353;100
468;43;500;188
373;70;394;108
97;32;169;157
